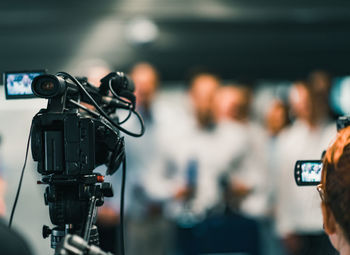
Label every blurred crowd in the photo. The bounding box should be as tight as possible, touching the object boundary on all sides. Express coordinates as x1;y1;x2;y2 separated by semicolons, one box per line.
101;64;337;255
0;63;340;255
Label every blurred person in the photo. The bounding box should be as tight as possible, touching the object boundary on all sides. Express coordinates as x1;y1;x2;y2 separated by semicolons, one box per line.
172;73;221;254
265;100;290;138
132;63;159;121
124;62;176;255
211;86;251;210
308;70;334;121
264;100;291;211
212;85;249;122
264;100;291;255
319;126;350;255
139;72;225;255
138;73;259;254
176;73;222;215
275;81;336;255
192;86;263;255
148;72;222;217
214;85;277;254
216;85;269;217
189;73;219;128
170;75;266;254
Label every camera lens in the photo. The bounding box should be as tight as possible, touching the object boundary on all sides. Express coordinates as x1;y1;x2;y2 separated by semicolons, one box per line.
40;81;55;91
32;75;66;98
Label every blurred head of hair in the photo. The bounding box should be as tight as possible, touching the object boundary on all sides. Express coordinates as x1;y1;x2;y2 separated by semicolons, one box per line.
213;86;236;122
289;81;315;124
213;85;252;124
189;73;220;128
321;126;350;251
308;70;333;120
130;62;159;109
308;70;331;96
265;100;290;136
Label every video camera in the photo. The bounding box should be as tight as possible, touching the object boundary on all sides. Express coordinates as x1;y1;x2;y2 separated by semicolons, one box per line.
5;70;144;254
294;116;350;186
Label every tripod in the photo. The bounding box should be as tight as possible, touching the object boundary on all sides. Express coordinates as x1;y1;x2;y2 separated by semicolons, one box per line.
39;173;114;254
56;234;113;255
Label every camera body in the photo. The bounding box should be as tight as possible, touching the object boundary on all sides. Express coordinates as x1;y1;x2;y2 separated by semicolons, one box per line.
32;112;96;175
27;71;137;250
31;112;122;176
4;69;143;254
31;111;120;228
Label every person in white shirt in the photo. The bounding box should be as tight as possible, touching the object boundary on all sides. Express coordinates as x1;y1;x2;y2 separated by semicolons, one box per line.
275;81;336;255
210;85;273;255
213;85;269;217
264;100;291;213
140;72;225;254
144;72;223;219
124;62;179;255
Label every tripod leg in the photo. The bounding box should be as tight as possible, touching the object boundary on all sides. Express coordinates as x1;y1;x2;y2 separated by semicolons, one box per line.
83;195;98;242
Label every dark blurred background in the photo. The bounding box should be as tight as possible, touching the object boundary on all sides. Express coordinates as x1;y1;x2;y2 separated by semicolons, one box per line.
1;0;350;82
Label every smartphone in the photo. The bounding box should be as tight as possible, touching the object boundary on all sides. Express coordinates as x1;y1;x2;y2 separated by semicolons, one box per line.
294;160;322;186
4;70;46;99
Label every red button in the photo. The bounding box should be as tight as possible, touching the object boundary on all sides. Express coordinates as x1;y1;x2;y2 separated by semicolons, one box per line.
97;176;104;182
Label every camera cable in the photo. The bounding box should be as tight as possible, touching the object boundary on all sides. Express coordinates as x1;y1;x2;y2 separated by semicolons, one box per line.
8;122;33;228
109;80;133;107
120;152;126;255
56;72;145;137
118;108;132;125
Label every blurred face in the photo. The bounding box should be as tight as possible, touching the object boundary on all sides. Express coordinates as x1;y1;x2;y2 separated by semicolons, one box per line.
213;86;251;123
213;87;236;122
289;83;313;122
230;88;250;122
265;101;288;136
190;75;219;126
131;64;158;108
310;72;331;120
310;72;331;96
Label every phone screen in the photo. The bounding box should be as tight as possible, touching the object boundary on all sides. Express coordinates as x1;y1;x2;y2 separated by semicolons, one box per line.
295;160;322;186
301;162;322;182
4;71;45;99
